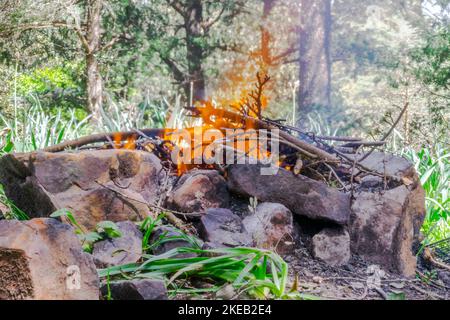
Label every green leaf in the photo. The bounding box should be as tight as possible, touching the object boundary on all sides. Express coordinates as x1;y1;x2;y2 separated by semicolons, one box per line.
50;208;71;218
56;126;66;144
82;242;94;253
96;221;122;239
83;231;103;243
50;208;84;233
31;131;37;151
2;141;14;153
1;132;14;153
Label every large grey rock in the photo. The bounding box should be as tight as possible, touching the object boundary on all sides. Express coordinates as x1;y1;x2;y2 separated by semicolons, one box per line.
199;208;252;247
227;164;351;225
243;203;295;253
0;218;99;300
357;151;426;239
0;150;164;230
101;279;167;300
312;228;351;267
359;152;419;180
350;185;425;277
93;221;143;268
166;170;230;213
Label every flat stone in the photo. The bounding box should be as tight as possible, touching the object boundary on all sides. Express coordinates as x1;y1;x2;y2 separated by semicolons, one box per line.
93;221;143;268
243;202;295;253
359;152;418;180
312;227;351;267
101;279;167;300
166;170;230;213
360;175;384;189
199;208;252;247
227;164;351;225
0;150;164;230
0;218;99;300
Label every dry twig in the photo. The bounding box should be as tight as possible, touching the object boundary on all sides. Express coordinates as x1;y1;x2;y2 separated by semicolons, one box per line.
42;129;163;152
189;106;340;162
424;248;450;272
358;102;409;162
94;181;197;234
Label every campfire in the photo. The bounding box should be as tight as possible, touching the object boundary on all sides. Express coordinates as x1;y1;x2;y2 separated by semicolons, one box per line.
43;72;402;191
0;73;426;301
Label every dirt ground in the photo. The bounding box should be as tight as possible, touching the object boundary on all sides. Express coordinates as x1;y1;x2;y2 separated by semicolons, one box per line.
230;195;450;301
286;242;450;300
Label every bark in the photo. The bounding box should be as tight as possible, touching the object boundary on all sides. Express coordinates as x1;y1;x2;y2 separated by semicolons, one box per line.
297;0;332;128
86;53;103;119
261;0;276;66
85;0;104;119
184;0;206;103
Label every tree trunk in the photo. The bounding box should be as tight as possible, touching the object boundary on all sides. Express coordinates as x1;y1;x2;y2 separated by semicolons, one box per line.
185;0;206;103
85;0;103;119
297;0;332;128
261;0;276;66
86;53;103;118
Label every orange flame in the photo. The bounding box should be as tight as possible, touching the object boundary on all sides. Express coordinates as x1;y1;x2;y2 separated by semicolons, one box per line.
112;133;137;150
111;72;277;176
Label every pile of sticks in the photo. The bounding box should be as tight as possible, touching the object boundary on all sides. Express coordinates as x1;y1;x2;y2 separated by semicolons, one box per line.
39;71;409;193
38;104;405;193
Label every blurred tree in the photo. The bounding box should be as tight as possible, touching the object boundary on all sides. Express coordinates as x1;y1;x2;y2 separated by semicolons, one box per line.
297;0;332;128
0;0;142;121
154;0;246;103
259;0;298;67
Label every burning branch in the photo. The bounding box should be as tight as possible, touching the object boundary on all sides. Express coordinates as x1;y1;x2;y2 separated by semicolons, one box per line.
42;129;164;153
188;105;340;163
231;72;270;120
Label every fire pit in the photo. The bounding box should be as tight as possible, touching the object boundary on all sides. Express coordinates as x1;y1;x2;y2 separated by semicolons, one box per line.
0;74;427;300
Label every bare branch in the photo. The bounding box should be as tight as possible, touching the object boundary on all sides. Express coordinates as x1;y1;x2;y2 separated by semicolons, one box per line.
272;45;299;64
160;55;186;84
99;34;121;52
66;7;91;54
0;19;91;54
166;0;186;18
202;5;226;31
210;43;245;54
73;26;90;53
0;20;70;34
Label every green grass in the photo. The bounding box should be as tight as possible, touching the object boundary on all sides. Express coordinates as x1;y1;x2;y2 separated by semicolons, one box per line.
403;145;450;245
99;246;301;300
100;97;169;132
99;215;309;300
0;104;91;153
50;209;122;253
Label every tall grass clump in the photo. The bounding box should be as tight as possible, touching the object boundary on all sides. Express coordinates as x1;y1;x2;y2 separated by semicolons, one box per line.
0;101;91;153
98;246;306;300
99;216;312;300
100;95;167;132
100;94;195;132
403;145;450;245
